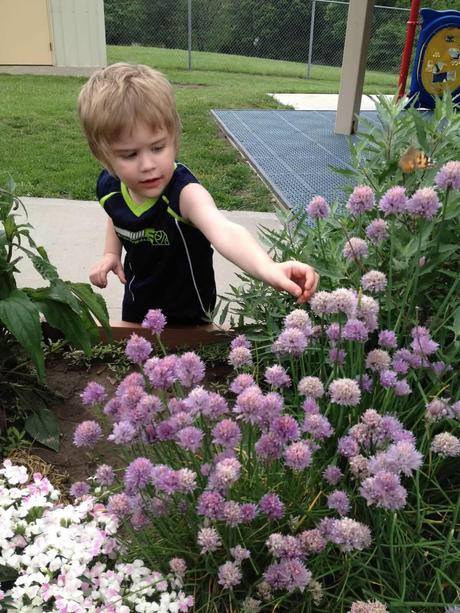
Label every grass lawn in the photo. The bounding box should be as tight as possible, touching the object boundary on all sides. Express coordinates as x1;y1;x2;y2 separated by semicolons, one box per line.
0;46;398;211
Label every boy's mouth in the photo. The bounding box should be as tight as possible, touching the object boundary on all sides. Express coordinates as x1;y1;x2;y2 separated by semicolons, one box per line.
140;177;161;187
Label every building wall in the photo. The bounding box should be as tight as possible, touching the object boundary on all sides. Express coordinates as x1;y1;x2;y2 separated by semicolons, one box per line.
0;0;53;65
49;0;106;67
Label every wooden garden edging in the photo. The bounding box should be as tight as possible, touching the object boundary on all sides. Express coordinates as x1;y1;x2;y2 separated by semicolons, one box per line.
100;320;233;349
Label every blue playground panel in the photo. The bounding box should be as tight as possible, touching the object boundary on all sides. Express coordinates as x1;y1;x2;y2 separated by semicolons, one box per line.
211;109;378;212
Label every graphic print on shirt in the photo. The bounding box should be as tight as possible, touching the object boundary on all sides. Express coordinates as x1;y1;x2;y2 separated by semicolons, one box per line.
113;225;170;246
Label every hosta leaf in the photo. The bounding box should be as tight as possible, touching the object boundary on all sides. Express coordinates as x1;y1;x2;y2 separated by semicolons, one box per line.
0;289;45;380
36;299;92;355
25;408;60;452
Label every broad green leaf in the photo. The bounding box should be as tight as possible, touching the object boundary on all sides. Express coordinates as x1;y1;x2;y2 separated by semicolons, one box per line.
25;408;60;452
0;289;45;380
36;299;92;355
0;564;18;583
28;280;83;315
69;282;110;333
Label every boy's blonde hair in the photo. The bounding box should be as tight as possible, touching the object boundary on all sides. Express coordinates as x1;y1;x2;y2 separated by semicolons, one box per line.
78;63;181;174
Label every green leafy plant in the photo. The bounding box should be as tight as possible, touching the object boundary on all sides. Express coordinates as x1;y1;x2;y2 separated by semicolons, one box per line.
0;178;111;450
221;94;460;367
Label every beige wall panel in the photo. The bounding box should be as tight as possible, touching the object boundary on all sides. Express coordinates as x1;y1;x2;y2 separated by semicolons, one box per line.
0;0;53;65
49;0;106;67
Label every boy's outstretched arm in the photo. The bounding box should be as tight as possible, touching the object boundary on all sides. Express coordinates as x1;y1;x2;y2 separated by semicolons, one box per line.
89;219;126;288
180;184;319;303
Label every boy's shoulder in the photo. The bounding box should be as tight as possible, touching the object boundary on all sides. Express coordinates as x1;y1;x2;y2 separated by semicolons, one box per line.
96;169;120;200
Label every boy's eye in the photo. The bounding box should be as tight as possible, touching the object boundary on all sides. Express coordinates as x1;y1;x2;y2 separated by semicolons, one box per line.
121;152;137;159
152;145;165;152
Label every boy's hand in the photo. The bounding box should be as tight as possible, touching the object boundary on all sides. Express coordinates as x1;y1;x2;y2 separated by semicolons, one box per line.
265;261;319;304
89;253;126;288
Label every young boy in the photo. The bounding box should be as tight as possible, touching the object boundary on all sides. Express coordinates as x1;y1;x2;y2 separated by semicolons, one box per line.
78;63;319;325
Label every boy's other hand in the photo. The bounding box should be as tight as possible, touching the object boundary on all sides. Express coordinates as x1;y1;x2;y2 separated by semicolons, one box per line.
89;253;126;288
265;261;319;304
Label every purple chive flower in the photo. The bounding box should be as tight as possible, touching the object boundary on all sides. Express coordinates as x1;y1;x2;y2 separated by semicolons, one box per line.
80;382;107;406
240;502;258;523
73;420;102;448
329;518;372;552
310;291;333;315
365;218;389;244
303;397;320;416
229;373;255;394
347;185;374;216
298;529;326;554
411;326;439;356
284;441;313;470
234;385;264;424
350;600;389;613
230;545;251;563
378;329;397;349
374;441;422;476
142;308;167;335
107;492;132;518
431;432;460;457
271;328;308;357
356;374;373;393
329;288;358;317
94;464;115;487
329;378;361;407
231;334;252;350
360;471;407;510
266;533;303;559
343;318;369;342
176;426;204;452
349;455;370;479
212;419;242;448
366;349;391;371
151;465;179;495
197;491;224;519
210;457;242;490
394;379;412;396
343;237;369;260
307;195;330;219
379;185;408;216
222;501;243;527
169;557;187;576
255;432;284;462
228;346;253;368
259;493;285;520
124;457;153;492
431;360;447;376
379;369;398;389
254;391;283;429
435;160;460;190
407;187;441;219
327;490;350;516
264;559;311;593
144;355;179;389
338;436;360;458
197;526;222;554
326;322;342;342
361;271;387;294
218;561;242;589
125;333;152;364
323;465;343;486
452;401;460;419
264;365;291;388
271;415;300;442
298;376;324;399
328;347;347;366
303;413;334;440
176;352;205;388
176;468;198;493
108;420;136;444
69;481;90;498
284;309;312;333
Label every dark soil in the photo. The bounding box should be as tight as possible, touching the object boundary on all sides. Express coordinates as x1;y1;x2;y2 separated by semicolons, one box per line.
30;355;232;488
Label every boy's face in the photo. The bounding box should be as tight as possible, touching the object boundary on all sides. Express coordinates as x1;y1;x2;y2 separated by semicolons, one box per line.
107;122;176;204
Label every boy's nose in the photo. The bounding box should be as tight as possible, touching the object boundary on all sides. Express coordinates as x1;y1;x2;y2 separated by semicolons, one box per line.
139;151;156;171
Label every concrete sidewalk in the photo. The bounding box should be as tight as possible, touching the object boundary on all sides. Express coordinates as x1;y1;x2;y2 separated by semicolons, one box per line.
15;197;281;321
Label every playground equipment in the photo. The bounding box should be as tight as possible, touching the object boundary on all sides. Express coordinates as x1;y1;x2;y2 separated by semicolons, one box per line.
400;5;460;108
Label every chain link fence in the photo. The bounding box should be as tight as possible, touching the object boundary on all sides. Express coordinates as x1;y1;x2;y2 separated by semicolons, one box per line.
104;0;412;77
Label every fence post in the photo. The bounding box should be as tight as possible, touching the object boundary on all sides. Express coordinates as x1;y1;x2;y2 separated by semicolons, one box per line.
306;0;317;79
188;0;192;71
